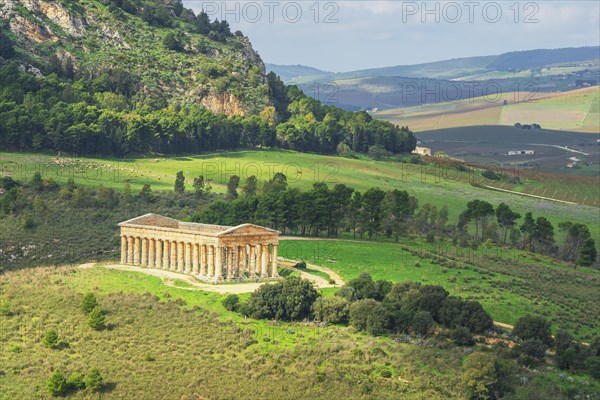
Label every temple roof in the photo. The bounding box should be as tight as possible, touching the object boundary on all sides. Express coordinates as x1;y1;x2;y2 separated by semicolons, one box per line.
118;213;279;236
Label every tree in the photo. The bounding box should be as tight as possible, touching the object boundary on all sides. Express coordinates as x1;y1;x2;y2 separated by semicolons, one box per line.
496;203;520;244
42;329;61;349
241;175;258;196
512;339;548;365
512;314;552;345
246;276;318;321
226;175;240;199
349;299;389;335
163;32;182;51
30;171;44;191
450;326;475;346
174;171;185;194
193;176;205;198
312;296;350;325
221;294;240;311
411;310;433;335
461;352;497;400
361;187;386;239
80;293;98;314
576;237;597;267
67;372;85;390
88;306;105;330
138;184;154;203
47;370;69;396
459;200;494;242
84;368;104;392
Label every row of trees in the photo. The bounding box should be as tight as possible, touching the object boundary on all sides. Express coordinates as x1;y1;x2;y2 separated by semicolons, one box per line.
0;63;416;157
194;174;597;266
223;272;493;339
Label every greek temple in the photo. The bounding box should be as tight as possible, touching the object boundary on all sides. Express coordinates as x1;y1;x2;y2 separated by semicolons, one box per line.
118;214;279;281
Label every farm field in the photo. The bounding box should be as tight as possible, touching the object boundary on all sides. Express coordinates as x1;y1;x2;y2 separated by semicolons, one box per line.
415;125;600;176
280;238;600;341
1;149;598;251
376;86;600;133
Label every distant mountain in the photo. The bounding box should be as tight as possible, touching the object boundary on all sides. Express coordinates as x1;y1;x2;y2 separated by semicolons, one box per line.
275;46;600;111
266;63;331;82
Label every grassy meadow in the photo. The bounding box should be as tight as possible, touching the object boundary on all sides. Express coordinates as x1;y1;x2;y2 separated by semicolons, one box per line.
280;238;600;341
2;264;598;399
1;149;598;239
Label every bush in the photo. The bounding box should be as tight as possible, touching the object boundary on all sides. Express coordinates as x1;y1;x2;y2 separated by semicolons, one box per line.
80;293;98;314
67;372;86;390
586;356;600;379
221;294;240;311
47;370;68;396
312;296;350;325
84;368;104;392
88;307;105;330
411;311;433;336
512;339;547;362
246;276;318;321
349;299;389;335
449;326;475;346
294;260;307;268
42;329;61;349
512;314;552;345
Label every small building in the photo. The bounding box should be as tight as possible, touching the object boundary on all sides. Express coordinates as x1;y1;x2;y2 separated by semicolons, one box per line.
412;146;432;156
508;150;534;156
118;214;279;281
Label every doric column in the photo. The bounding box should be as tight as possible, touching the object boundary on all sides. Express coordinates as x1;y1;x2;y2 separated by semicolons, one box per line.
163;240;170;269
238;245;246;277
156;239;163;269
271;244;278;277
255;244;263;276
133;237;141;265
207;245;214;276
141;238;148;266
128;236;135;265
177;242;184;271
215;245;222;280
201;244;208;275
260;244;268;276
170;240;177;270
226;247;234;279
192;244;199;273
148;239;155;268
121;236;127;264
249;245;256;275
185;242;192;273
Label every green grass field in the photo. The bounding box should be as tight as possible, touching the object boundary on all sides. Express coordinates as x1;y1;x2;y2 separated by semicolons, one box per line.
2;148;597;247
280;238;600;341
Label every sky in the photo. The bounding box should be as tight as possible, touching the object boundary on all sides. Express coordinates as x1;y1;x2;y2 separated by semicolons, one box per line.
184;1;600;72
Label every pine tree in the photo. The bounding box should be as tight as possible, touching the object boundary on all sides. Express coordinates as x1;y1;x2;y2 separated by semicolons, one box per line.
174;171;185;194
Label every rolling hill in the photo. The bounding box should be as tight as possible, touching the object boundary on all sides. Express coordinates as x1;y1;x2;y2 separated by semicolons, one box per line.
376;86;600;133
268;47;600;111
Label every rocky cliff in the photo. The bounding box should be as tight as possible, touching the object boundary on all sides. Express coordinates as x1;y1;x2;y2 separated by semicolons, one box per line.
0;0;272;116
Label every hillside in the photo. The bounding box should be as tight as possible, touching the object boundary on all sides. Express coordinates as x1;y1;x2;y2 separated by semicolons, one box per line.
265;63;330;82
0;0;272;116
376;86;600;133
278;47;599;111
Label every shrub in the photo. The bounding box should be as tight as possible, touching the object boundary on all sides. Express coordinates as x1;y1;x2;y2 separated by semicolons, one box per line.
349;299;390;335
449;326;475;346
47;370;68;396
312;296;350;325
42;329;60;349
0;299;13;316
460;301;493;334
512;339;547;362
80;293;98;314
246;276;318;321
586;356;600;379
67;372;86;390
461;352;497;400
88;307;105;330
512;314;552;345
294;260;307;268
84;368;104;392
411;311;433;336
221;294;240;311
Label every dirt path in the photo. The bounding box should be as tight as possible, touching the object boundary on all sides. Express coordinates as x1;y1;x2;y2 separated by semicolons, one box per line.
83;259;342;294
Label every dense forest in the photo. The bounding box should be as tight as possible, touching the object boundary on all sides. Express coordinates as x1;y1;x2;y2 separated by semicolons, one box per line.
0;4;416;158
